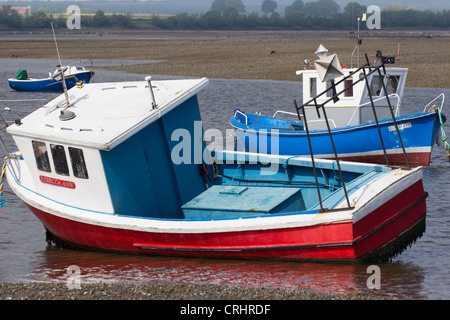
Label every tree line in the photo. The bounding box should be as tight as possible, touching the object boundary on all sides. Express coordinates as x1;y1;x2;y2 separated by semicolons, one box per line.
0;6;134;29
1;1;449;30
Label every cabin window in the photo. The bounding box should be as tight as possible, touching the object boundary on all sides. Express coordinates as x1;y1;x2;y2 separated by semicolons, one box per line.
370;76;383;96
32;140;51;173
344;79;353;97
69;147;89;179
386;76;400;95
310;78;317;97
50;144;70;176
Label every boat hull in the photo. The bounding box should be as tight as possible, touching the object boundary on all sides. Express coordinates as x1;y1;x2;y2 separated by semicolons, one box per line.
23;178;426;263
231;112;440;167
8;71;92;92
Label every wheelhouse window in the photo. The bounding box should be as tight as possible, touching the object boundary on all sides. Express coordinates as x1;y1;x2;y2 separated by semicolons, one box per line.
370;76;383;96
32;140;51;172
386;75;400;95
310;78;317;97
50;144;69;176
344;79;353;97
69;147;89;179
32;141;89;180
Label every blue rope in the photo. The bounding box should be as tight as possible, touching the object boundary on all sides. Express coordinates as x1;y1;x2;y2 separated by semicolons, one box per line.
282;156;298;169
437;107;450;159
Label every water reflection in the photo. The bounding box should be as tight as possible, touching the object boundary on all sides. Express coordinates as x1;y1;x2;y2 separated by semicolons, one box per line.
19;246;426;299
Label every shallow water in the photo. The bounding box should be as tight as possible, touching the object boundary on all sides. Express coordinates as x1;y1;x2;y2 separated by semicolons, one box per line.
1;58;450;299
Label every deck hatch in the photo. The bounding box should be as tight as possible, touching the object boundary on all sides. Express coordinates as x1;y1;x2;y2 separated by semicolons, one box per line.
182;185;305;219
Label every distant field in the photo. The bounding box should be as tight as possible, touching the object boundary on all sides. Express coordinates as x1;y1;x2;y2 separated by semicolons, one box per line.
130;14;173;19
1;31;449;88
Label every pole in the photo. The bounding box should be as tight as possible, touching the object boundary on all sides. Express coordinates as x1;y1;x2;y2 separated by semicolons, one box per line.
295;99;324;213
51;23;71;107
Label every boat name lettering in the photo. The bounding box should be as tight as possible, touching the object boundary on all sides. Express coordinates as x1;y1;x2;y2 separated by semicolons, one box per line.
389;122;411;131
39;175;76;189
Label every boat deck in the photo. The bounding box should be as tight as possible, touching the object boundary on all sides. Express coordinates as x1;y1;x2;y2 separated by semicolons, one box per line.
182;185;305;219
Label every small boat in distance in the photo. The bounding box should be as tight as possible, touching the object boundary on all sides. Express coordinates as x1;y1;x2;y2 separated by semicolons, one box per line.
230;46;448;167
0;76;428;262
8;62;94;92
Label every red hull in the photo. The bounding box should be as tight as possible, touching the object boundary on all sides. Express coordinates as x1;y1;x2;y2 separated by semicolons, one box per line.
326;151;431;167
27;180;427;262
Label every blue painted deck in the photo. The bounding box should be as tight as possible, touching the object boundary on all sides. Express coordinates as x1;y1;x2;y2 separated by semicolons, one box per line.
182;185;304;219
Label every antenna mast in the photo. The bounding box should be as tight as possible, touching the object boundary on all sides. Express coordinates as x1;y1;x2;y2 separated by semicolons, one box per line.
51;23;71;107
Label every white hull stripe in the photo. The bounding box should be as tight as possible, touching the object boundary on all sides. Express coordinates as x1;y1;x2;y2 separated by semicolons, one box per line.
6;160;423;234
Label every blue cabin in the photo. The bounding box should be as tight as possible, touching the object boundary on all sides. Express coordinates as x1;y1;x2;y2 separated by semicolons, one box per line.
7;78;212;218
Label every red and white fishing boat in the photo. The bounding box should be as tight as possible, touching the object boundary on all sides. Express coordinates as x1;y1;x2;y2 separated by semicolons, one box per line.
0;76;427;262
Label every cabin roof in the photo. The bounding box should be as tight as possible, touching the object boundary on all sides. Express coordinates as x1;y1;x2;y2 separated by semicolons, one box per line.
7;77;209;150
295;66;408;77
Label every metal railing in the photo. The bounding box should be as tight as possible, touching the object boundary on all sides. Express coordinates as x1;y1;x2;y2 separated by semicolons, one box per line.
292;53;411;213
423;93;445;113
347;93;401;126
234;109;248;125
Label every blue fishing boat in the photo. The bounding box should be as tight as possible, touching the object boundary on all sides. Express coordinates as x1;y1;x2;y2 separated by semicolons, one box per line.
230;46;448;167
8;64;94;92
231;110;442;167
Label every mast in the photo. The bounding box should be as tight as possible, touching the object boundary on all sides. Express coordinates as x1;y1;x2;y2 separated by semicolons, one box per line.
51;23;71;108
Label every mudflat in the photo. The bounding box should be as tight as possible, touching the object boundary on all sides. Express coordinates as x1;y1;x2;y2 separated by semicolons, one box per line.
1;30;449;88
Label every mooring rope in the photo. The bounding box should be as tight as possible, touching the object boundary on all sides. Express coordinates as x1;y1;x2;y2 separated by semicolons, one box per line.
0;157;8;207
437;107;450;160
0;154;21;207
